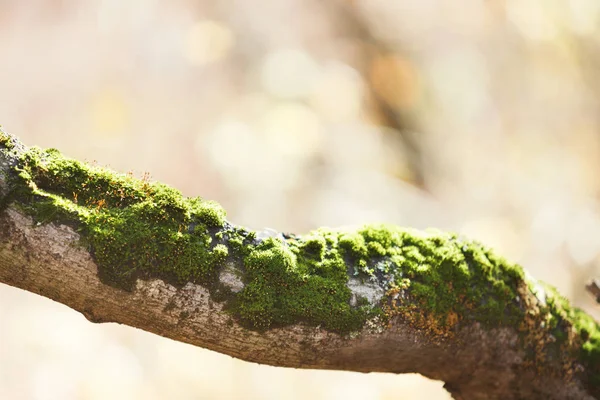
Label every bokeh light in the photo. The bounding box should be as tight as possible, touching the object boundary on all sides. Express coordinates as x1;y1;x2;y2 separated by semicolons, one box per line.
1;1;599;399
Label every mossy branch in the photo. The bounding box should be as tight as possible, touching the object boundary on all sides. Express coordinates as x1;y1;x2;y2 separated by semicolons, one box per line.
0;129;598;400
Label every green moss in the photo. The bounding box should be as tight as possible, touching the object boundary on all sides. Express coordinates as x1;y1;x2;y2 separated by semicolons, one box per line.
233;233;370;332
0;129;13;149
312;224;599;391
3;144;228;290
333;225;526;327
540;283;600;392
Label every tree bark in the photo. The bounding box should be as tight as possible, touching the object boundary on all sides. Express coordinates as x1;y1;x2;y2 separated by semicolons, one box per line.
0;129;598;400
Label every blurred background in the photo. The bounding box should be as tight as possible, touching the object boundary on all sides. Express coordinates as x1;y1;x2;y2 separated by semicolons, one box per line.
1;1;600;399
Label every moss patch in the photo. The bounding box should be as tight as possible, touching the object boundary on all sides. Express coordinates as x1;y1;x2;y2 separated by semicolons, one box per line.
337;225;599;393
3;143;228;290
339;226;526;329
232;231;375;332
540;283;600;393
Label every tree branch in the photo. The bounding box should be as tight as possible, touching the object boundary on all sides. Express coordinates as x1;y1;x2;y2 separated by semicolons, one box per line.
587;279;600;304
0;129;598;400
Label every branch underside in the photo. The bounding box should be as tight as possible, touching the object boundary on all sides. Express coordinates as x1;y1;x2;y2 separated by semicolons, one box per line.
0;129;598;400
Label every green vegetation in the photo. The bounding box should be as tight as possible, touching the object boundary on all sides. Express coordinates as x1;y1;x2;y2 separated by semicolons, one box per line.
337;226;526;326
0;130;597;392
0;132;228;289
233;231;375;332
541;283;600;391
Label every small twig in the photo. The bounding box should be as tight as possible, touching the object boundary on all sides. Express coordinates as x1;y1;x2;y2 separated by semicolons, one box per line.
586;279;600;304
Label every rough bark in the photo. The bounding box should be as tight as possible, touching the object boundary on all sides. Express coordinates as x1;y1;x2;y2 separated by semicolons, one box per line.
0;130;598;400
